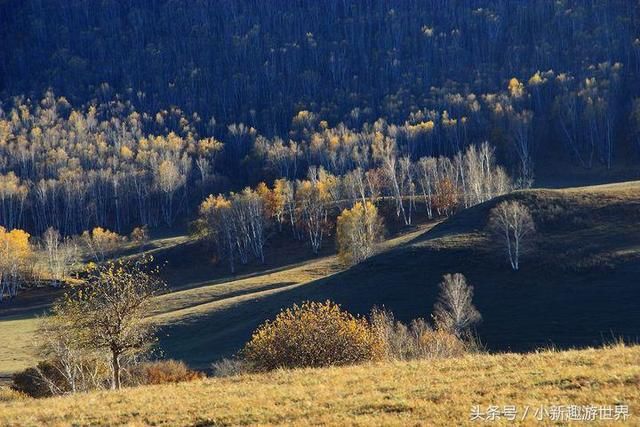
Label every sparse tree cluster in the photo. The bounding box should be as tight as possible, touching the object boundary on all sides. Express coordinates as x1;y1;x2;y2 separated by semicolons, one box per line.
200;141;512;270
198;189;267;272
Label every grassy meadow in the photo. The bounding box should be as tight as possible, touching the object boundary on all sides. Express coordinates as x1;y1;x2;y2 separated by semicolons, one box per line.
1;344;638;425
0;218;430;380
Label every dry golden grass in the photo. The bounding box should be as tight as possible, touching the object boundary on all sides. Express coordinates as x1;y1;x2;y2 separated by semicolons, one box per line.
0;344;638;426
0;316;40;384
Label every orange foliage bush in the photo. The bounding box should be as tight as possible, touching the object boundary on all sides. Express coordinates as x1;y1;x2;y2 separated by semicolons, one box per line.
133;360;203;385
242;301;384;370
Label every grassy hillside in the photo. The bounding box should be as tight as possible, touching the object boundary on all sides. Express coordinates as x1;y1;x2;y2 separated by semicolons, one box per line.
3;181;640;378
156;182;640;367
0;220;428;381
1;344;638;426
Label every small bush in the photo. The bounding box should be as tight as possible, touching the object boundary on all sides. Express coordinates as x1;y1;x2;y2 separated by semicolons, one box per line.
418;330;468;359
11;356;112;398
130;360;204;386
370;307;431;360
370;307;470;360
11;361;67;398
242;301;384;370
211;358;253;377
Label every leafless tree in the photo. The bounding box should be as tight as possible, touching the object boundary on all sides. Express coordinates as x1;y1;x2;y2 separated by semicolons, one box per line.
42;227;79;285
489;201;535;271
230;188;267;264
35;312;109;395
433;273;481;338
372;134;409;225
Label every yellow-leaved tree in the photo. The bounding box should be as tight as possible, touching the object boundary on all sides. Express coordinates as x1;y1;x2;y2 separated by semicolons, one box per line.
295;172;336;254
0;226;33;301
336;201;384;265
242;300;383;370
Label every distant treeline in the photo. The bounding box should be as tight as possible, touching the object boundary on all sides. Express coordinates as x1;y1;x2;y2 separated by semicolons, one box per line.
1;1;639;131
1;0;640;235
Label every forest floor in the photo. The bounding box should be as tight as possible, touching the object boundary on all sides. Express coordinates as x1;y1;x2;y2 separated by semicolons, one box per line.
1;344;638;425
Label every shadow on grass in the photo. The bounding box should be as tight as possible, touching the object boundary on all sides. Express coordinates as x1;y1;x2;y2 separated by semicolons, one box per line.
160;186;640;369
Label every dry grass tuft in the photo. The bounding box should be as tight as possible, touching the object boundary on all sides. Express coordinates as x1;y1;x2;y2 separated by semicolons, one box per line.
0;386;28;403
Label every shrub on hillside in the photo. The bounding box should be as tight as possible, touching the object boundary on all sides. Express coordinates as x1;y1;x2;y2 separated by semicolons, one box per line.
128;360;204;386
418;329;469;358
242;301;384;370
11;356;112;398
211;358;254;377
370;307;468;360
11;361;70;398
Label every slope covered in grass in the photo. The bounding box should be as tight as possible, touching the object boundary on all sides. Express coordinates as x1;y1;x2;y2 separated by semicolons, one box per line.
0;220;429;380
1;345;638;426
158;182;640;366
3;182;640;378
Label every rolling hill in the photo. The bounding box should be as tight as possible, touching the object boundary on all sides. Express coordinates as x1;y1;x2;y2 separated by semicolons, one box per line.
2;181;640;378
155;181;640;368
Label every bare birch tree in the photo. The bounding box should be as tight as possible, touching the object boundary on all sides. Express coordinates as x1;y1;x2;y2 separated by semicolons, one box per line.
433;273;481;338
372;133;409;225
488;201;535;271
42;227;79;285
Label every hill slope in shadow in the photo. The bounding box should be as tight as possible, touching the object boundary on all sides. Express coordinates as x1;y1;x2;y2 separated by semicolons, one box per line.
160;182;640;367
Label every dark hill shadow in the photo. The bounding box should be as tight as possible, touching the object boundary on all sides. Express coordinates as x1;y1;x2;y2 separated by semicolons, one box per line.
160;185;640;368
160;240;640;368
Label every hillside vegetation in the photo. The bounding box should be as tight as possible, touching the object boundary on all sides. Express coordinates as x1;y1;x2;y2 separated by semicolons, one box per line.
156;181;640;366
0;221;428;381
3;182;640;379
1;344;638;426
2;1;640;245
